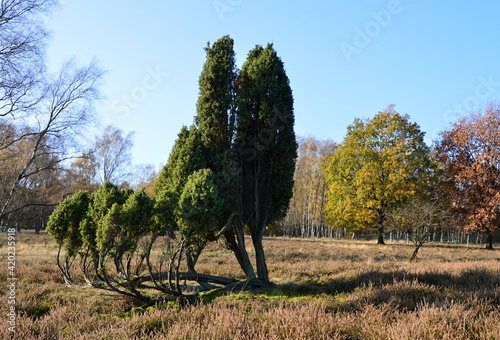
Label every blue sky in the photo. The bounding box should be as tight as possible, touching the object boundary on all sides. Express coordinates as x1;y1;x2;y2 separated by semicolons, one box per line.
45;1;500;168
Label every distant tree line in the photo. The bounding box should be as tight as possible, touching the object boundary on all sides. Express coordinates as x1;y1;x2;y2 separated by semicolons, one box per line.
274;136;337;238
276;104;500;252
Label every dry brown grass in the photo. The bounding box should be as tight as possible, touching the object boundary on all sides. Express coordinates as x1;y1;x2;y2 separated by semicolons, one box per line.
1;232;499;339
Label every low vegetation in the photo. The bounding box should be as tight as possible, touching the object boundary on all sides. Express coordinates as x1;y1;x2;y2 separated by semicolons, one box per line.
1;232;499;339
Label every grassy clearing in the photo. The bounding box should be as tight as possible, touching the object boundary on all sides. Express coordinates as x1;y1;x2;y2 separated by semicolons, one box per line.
1;232;499;339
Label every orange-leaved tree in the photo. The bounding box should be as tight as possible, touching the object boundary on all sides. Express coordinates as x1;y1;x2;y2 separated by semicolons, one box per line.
435;103;500;249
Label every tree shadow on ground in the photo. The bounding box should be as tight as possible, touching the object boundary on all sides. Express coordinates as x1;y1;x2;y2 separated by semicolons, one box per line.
252;268;500;311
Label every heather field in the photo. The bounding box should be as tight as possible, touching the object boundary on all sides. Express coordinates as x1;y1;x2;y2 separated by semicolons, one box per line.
1;232;499;340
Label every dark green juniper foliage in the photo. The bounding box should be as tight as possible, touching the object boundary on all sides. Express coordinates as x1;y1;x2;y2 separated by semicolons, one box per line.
47;190;90;285
193;35;255;278
177;169;224;271
154;125;213;272
235;44;297;282
155;38;297;283
155;36;245;276
196;35;237;156
81;181;126;281
95;189;156;301
97;190;154;274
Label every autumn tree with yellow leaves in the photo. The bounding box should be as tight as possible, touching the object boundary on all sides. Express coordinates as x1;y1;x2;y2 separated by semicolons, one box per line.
323;105;437;244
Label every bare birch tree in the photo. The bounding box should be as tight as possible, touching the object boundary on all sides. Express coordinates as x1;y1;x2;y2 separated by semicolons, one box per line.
0;1;103;226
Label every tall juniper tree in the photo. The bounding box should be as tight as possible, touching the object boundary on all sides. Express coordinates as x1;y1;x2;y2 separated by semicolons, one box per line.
155;38;296;283
154;37;239;274
195;36;255;278
235;44;297;282
196;35;237;157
